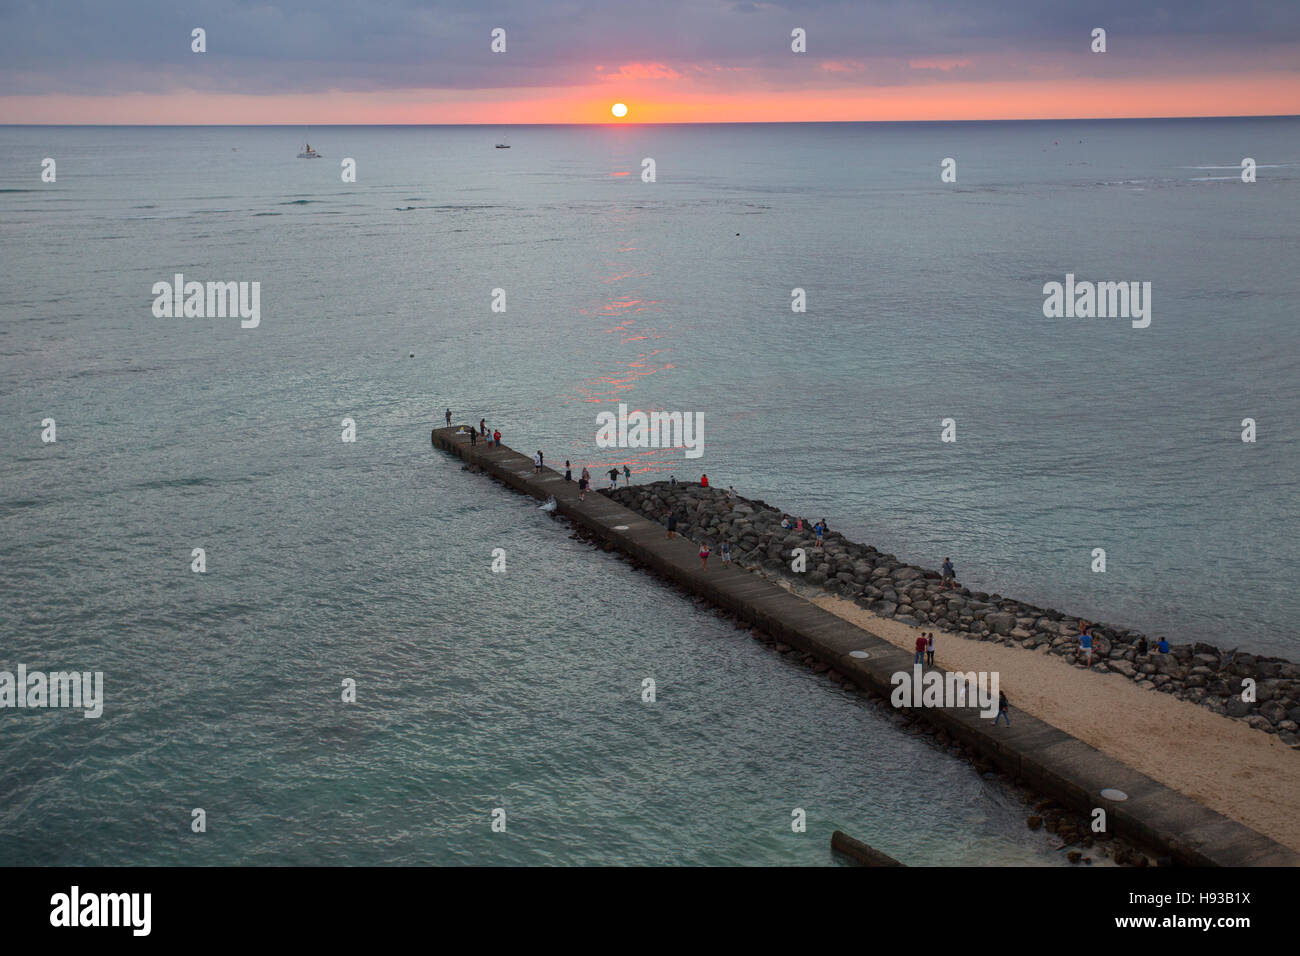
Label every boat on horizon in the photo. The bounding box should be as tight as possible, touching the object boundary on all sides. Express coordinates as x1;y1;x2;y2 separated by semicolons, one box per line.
297;142;322;159
495;143;511;149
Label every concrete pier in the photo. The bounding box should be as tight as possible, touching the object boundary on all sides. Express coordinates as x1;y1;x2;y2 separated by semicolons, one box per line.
432;426;1300;866
831;830;906;866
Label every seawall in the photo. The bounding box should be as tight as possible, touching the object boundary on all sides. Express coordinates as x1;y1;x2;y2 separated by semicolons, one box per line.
431;426;1300;866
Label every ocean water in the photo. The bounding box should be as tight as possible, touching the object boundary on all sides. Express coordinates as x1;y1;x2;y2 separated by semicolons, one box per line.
0;119;1297;865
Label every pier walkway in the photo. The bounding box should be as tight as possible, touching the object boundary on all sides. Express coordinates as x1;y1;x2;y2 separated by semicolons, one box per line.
432;425;1299;866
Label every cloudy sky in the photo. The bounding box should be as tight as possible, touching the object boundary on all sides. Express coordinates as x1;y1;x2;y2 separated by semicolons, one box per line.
2;0;1298;122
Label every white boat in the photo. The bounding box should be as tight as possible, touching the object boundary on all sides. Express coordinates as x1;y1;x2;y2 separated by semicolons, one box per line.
297;142;321;159
495;143;510;149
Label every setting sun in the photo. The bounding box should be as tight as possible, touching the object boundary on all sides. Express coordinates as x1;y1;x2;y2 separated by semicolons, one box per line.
611;102;628;118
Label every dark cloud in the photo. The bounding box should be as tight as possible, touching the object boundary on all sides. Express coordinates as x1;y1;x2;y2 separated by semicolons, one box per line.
1;0;1298;96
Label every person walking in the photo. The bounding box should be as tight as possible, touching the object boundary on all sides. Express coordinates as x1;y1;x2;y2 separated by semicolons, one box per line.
994;691;1011;726
578;472;589;501
915;633;927;666
720;541;731;566
699;543;711;570
666;510;677;539
925;632;935;666
564;460;572;481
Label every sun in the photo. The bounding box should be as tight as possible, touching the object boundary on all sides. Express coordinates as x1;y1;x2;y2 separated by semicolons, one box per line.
611;102;628;118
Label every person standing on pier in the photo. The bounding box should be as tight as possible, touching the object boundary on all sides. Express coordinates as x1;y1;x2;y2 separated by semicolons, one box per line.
445;408;451;426
493;429;501;447
608;467;619;489
942;557;955;588
814;521;825;549
564;460;572;481
699;543;711;569
534;451;543;474
925;632;935;666
720;540;731;566
666;510;677;539
623;465;631;486
578;471;589;500
1078;625;1094;667
480;419;486;436
470;429;477;447
995;691;1011;726
700;474;709;488
915;633;927;665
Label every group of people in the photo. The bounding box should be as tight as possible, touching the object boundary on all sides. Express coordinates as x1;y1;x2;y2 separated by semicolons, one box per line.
1077;620;1168;666
779;515;829;547
444;410;501;448
1135;634;1171;656
913;631;937;666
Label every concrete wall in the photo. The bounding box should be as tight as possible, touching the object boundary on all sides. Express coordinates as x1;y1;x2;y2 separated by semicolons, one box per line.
433;426;1299;866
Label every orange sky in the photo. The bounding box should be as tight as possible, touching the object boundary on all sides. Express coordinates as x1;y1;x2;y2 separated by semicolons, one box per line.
4;72;1299;124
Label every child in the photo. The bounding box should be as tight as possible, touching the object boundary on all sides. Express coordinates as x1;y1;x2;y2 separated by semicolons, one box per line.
699;543;711;569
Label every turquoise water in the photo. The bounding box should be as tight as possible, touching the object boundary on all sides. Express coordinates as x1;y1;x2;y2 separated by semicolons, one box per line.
1;120;1297;864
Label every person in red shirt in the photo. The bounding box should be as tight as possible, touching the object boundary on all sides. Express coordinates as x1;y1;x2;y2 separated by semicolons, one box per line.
915;633;927;665
700;474;709;488
493;429;501;447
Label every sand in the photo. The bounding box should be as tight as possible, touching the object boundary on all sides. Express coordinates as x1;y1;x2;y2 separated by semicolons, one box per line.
805;590;1300;854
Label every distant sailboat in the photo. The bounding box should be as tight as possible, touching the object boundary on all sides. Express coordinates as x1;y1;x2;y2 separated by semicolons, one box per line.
297;127;322;158
495;142;511;149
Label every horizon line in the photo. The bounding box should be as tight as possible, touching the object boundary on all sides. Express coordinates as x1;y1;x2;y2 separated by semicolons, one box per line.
4;114;1299;128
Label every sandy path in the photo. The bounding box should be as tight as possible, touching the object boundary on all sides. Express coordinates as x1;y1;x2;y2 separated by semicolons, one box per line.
807;591;1300;854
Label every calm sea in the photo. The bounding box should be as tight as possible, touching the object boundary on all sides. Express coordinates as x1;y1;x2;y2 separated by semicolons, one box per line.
1;119;1296;864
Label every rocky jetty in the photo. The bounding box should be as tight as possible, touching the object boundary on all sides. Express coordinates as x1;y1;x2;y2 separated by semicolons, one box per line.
605;481;1300;749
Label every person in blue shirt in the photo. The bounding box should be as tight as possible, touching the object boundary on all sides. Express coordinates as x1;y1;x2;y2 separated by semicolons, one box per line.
1078;626;1094;667
1157;637;1170;654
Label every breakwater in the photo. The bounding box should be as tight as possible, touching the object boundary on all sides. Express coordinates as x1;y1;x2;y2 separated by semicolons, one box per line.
607;482;1300;749
431;426;1300;866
